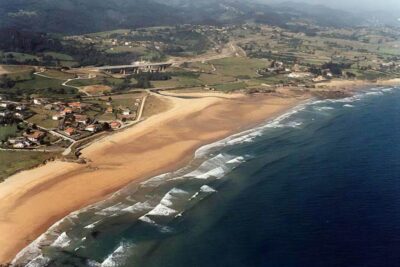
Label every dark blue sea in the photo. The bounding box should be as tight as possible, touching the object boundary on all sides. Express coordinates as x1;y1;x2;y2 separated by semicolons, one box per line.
15;87;400;267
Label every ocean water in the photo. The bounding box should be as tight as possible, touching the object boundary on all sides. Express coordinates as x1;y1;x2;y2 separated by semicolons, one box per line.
14;87;400;267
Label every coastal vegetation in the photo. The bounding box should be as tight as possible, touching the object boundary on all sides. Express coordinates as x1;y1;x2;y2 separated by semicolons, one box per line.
0;150;56;181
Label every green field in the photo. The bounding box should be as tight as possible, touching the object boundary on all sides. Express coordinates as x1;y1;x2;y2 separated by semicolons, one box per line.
210;57;267;78
213;82;248;91
0;125;18;142
42;69;76;80
27;111;59;129
43;52;74;61
13;75;65;90
69;77;124;87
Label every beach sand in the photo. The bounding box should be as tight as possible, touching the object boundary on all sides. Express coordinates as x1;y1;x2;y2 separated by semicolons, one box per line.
0;92;305;264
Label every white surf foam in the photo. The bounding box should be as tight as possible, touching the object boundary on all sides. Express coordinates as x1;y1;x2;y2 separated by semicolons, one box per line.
101;242;135;267
160;188;189;206
25;255;51;267
51;232;71;248
200;185;217;193
122;201;153;213
343;104;354;108
147;204;178;216
366;91;383;96
95;202;129;216
183;154;245;180
194;102;310;158
314;106;334;112
226;156;245;164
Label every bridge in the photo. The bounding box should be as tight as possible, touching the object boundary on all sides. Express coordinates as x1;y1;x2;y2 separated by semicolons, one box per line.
97;62;172;75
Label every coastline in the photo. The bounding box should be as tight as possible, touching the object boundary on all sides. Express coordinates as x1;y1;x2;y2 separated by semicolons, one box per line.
0;92;306;264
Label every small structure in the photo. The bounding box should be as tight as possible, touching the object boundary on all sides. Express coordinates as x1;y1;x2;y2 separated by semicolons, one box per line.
15;105;27;111
52;114;64;121
74;114;89;124
312;75;328;83
0;110;10;117
110;121;122;130
24;130;45;143
64;127;76;136
61;108;73;116
14;112;25;119
33;99;44;105
106;107;114;114
122;109;131;116
0;102;9;108
85;124;101;133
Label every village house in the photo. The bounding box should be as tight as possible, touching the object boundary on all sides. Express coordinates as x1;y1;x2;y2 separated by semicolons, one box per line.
52;113;64;121
64;127;76;136
0;110;10;117
68;102;88;111
15;105;27;111
24;130;46;143
106;107;114;114
110;121;122;130
313;75;328;83
74;114;89;125
33;99;45;105
60;107;73;116
44;104;54;110
14;112;25;119
122;109;131;116
13;140;31;149
0;102;9;108
85;124;102;133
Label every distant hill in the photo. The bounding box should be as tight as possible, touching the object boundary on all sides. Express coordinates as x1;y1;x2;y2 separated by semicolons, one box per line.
0;0;184;34
0;0;368;35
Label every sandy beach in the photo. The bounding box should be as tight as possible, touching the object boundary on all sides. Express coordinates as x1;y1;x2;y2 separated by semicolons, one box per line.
0;92;305;264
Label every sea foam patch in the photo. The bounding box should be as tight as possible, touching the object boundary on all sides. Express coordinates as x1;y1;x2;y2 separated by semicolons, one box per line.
101;242;135;267
51;232;71;248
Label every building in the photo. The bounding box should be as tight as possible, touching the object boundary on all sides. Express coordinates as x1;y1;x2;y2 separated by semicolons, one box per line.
24;130;45;143
64;127;76;136
110;121;122;130
74;114;89;124
13;141;30;149
15;105;27;111
52;114;64;121
106;107;114;114
312;75;328;83
68;102;87;110
85;124;101;133
61;108;73;116
122;109;131;116
0;110;10;117
0;102;9;108
33;99;43;105
14;112;25;119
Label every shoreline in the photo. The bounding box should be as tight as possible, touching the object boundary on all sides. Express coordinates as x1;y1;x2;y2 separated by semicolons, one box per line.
1;78;399;264
0;92;306;264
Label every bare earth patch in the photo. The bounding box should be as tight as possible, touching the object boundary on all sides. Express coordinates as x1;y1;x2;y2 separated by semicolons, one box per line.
82;85;112;95
0;65;10;75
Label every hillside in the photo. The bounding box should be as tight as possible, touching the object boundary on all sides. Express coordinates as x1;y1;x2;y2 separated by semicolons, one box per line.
0;0;367;34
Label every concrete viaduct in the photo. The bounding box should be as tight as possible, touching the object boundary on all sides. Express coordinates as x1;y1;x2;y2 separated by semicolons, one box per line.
97;62;172;75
